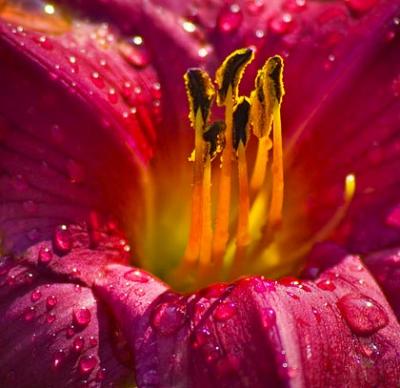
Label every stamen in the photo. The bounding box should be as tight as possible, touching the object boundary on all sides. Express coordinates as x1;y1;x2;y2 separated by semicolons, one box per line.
213;49;254;270
182;69;215;267
231;97;251;277
250;56;285;194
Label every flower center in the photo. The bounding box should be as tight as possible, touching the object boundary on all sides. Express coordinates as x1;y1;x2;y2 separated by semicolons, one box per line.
136;49;356;291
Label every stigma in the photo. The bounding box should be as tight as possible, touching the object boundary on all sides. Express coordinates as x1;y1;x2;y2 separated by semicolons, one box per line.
172;48;356;289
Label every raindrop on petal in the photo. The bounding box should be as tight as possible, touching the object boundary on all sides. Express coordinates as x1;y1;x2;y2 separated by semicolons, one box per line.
337;293;389;336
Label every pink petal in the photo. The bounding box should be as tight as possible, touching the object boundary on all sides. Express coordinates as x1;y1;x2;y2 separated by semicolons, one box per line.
0;255;132;386
0;17;160;253
96;255;400;387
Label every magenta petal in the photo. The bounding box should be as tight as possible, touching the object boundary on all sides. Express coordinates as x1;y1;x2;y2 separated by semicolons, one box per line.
0;258;131;386
0;18;159;253
96;255;400;387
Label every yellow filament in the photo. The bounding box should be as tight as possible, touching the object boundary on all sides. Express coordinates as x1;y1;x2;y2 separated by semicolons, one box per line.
199;153;213;274
212;86;234;268
250;136;272;193
267;107;284;229
230;142;250;277
182;110;205;265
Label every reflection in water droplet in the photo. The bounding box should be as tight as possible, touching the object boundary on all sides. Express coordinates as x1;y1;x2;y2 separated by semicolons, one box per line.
52;350;65;370
38;247;53;264
337;293;389;336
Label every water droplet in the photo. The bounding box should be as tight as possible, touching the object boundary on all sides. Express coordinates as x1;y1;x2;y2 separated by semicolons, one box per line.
192;327;211;349
46;312;56;324
53;225;72;254
66;325;76;338
38;246;53;264
23;306;36;321
214;301;236;321
31;289;42;302
316;279;336;291
217;4;243;33
73;307;91;327
261;307;276;329
151;303;186;335
269;13;294;35
245;0;265;15
95;368;106;381
46;295;57;310
107;88;118;104
89;336;98;347
391;75;400;98
119;40;150;68
73;336;85;352
337;293;389;336
78;355;97;375
52;350;65;370
124;269;149;283
91;72;105;89
34;35;53;50
345;0;377;15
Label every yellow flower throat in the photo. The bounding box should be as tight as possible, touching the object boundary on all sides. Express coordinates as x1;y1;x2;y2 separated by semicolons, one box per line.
137;49;356;291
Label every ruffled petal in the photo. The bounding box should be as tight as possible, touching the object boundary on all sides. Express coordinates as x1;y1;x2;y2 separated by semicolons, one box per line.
0;221;143;386
96;254;400;387
0;14;160;253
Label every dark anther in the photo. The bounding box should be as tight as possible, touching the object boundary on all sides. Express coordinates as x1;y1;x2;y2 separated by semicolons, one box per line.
203;121;226;160
233;97;251;150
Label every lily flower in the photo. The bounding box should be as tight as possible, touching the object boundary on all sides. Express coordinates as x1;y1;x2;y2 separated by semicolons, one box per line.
1;0;400;386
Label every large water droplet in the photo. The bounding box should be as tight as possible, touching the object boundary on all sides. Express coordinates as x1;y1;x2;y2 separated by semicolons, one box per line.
78;355;97;375
53;225;72;254
124;269;149;283
150;303;186;335
73;307;91;327
214;301;236;321
192;327;211;349
217;4;243;33
337;293;389;336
